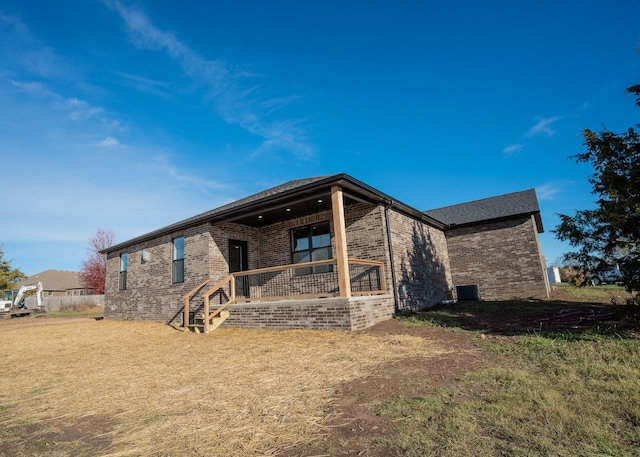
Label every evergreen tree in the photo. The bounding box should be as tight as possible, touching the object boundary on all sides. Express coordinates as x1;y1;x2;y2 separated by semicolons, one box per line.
554;85;640;292
0;245;27;290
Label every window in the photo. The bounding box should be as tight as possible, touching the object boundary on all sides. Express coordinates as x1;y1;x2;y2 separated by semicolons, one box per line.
291;221;332;274
119;252;128;291
172;236;185;283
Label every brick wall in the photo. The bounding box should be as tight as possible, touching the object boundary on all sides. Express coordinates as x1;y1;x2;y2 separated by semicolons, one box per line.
104;223;212;325
387;209;454;310
211;222;260;274
250;203;392;300
104;198;548;329
257;209;334;268
104;201;397;328
445;215;549;300
348;295;396;330
345;204;394;294
221;295;395;331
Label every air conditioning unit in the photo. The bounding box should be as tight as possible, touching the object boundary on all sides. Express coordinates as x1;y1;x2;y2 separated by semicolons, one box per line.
456;284;479;301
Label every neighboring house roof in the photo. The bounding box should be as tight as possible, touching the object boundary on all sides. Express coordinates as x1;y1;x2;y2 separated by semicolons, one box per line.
424;189;543;232
14;270;84;291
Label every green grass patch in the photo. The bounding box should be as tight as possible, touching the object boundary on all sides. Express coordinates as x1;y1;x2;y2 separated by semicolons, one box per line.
382;339;640;455
399;292;640;337
384;297;640;456
552;282;636;304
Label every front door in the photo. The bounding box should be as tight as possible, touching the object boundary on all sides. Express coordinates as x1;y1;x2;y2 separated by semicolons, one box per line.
229;240;249;298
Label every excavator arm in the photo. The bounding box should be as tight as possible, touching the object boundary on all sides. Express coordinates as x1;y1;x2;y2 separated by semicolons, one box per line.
12;282;44;309
0;282;45;317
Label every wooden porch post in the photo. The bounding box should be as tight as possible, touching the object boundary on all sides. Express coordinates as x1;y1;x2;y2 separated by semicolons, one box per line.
183;296;189;328
331;185;351;298
203;295;210;334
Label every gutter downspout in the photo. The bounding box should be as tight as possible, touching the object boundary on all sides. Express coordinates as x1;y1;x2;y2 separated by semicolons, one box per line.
384;204;400;313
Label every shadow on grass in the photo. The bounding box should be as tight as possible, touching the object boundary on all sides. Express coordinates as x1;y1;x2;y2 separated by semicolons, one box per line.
400;299;640;338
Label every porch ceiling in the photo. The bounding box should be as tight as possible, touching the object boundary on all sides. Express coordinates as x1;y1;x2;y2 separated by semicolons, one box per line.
219;192;360;227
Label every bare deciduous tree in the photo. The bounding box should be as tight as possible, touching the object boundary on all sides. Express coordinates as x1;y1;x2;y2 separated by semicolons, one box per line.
79;229;115;294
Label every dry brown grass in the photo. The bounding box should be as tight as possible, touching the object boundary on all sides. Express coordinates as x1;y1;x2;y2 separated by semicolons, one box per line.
0;319;446;456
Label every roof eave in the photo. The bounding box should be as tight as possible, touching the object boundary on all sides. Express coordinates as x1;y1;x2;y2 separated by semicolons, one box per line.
445;211;544;233
102;173;447;254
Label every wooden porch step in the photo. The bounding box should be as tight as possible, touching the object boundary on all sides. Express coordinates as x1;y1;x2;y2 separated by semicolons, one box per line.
209;310;230;331
187;310;230;334
189;324;204;334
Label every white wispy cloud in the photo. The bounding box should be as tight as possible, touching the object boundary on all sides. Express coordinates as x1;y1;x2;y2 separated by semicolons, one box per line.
0;15;233;273
139;154;231;194
97;136;119;147
111;71;172;98
103;0;313;159
502;143;525;157
525;116;562;138
0;12;69;80
66;97;104;120
535;182;566;200
10;79;45;93
8;78;109;127
502;116;563;158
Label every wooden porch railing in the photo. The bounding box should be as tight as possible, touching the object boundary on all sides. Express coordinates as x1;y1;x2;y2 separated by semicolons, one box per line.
182;258;386;333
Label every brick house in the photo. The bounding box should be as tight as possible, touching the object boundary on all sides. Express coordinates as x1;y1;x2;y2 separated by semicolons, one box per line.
102;173;548;332
14;270;89;297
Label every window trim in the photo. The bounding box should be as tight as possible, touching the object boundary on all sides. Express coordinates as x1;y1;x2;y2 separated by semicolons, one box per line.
290;221;333;275
119;252;128;291
172;236;185;284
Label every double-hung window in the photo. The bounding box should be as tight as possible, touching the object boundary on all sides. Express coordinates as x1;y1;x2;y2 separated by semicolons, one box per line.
172;236;185;283
119;252;128;291
291;221;332;275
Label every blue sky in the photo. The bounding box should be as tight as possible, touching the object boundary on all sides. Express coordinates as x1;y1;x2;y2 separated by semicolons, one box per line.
1;0;639;276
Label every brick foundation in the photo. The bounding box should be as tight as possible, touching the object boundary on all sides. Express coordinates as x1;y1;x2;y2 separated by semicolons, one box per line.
221;294;395;331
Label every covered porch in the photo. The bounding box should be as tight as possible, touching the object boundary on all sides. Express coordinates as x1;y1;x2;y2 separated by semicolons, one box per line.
183;184;392;332
183;257;388;333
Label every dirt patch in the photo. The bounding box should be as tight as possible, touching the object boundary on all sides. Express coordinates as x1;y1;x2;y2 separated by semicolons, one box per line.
0;318;450;456
0;315;101;331
0;412;115;457
0;315;502;456
285;318;504;456
4;291;634;455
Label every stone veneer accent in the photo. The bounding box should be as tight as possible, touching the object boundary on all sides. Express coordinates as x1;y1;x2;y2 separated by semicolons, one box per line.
445;215;549;300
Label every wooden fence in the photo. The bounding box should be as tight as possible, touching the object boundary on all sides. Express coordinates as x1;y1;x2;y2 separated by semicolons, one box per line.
24;295;105;312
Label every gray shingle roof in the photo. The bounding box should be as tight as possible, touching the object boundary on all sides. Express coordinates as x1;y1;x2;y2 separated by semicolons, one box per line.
14;270;83;291
104;175;543;254
180;175;332;224
104;175;339;253
424;189;543;232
